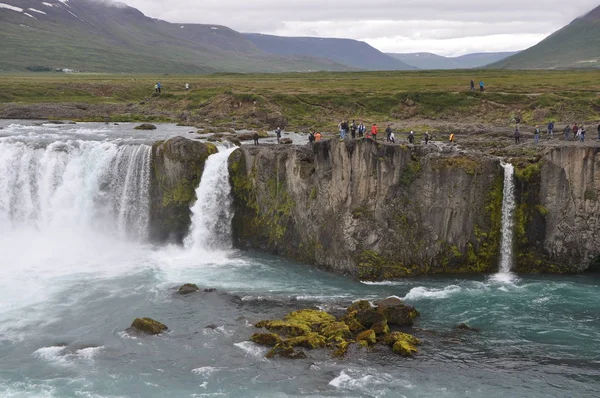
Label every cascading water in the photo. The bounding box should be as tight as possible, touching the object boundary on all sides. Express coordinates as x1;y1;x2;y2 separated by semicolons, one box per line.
0;139;152;240
499;162;516;273
184;146;238;251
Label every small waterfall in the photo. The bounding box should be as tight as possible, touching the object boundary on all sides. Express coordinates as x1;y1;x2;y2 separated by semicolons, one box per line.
499;162;516;273
0;139;152;240
184;147;238;251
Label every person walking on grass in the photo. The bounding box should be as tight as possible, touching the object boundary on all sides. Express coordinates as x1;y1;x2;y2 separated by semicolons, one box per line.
157;82;161;94
479;80;485;92
470;80;475;91
547;121;554;137
185;83;190;91
534;125;540;144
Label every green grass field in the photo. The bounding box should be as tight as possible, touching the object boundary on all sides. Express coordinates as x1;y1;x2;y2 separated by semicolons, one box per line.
1;70;599;130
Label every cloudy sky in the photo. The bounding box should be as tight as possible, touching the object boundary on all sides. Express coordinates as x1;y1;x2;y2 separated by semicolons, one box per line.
124;0;599;56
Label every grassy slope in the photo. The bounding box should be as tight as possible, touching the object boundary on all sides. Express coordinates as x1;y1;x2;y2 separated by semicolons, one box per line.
0;70;599;129
490;21;600;69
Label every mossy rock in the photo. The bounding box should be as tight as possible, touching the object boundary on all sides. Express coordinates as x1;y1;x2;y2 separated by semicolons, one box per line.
372;320;390;335
321;322;352;342
130;317;168;335
332;341;352;358
356;329;376;346
177;283;199;294
254;320;311;337
266;343;307;359
384;332;421;347
341;312;365;333
356;309;386;328
376;302;419;327
134;123;157;130
392;339;418;357
347;300;372;313
284;333;327;349
250;333;282;347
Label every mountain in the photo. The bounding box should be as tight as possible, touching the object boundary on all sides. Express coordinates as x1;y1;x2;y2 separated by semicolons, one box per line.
387;52;517;70
0;0;352;73
243;33;416;71
489;5;600;69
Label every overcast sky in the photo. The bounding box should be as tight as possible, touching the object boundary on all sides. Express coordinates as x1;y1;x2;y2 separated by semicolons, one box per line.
123;0;599;56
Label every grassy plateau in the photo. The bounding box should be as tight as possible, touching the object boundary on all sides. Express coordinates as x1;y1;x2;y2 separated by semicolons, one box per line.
0;69;599;131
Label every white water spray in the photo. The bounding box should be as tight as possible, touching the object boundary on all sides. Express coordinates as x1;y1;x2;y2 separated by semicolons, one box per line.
0;139;151;240
185;146;238;251
499;162;516;273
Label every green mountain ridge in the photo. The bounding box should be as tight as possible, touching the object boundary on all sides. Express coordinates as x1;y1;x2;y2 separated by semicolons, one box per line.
489;4;600;69
0;0;353;73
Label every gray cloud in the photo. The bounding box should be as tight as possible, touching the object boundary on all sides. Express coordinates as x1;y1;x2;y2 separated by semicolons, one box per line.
123;0;599;55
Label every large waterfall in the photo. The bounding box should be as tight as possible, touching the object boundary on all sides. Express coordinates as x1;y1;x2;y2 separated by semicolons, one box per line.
499;162;516;273
0;139;152;240
184;146;238;251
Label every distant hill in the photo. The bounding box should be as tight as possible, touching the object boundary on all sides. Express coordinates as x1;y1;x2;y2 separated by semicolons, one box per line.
387;52;517;70
243;33;416;71
0;0;352;73
489;5;600;69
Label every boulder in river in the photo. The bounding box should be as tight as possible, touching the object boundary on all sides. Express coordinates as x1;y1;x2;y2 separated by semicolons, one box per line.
130;317;168;335
177;283;199;295
134;123;157;130
455;323;480;332
376;297;419;326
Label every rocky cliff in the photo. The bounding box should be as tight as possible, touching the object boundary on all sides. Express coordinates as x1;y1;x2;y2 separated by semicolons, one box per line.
149;137;217;243
228;139;504;279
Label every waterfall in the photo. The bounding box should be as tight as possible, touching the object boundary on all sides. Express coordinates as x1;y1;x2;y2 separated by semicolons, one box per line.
184;147;238;251
0;139;152;240
499;162;516;273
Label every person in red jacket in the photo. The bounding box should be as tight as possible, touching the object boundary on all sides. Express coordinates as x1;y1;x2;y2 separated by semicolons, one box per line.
371;124;378;140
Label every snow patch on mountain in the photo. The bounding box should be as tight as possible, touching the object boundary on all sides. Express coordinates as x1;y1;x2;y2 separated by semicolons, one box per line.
0;3;23;12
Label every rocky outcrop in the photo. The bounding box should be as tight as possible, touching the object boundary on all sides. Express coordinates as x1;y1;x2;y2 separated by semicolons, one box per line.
229;139;503;279
149;137;217;243
130;318;168;335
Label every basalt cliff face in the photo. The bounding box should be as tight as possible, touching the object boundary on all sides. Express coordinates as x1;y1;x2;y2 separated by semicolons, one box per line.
228;139;504;279
149;137;217;243
148;136;600;278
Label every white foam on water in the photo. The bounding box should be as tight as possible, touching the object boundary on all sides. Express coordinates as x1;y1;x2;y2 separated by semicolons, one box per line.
329;368;413;395
403;285;462;300
233;341;268;360
191;366;223;377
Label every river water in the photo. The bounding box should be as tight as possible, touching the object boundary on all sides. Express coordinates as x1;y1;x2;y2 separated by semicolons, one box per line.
0;122;599;398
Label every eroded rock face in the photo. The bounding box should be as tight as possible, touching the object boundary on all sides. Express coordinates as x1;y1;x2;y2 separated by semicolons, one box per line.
229;139;503;279
149;137;217;243
537;147;600;271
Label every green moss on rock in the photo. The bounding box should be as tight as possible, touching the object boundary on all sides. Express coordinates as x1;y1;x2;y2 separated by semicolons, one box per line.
130;317;168;335
356;329;376;346
250;333;282;347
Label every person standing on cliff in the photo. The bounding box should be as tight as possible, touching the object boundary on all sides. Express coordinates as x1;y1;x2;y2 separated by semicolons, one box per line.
253;132;259;145
563;124;572;141
385;124;393;142
314;131;322;141
424;131;430;145
358;121;365;138
371;124;378;140
275;127;282;144
547;121;554;138
408;131;415;144
534;125;540;144
350;120;357;139
580;125;586;142
597;122;600;140
514;127;521;144
308;130;315;146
